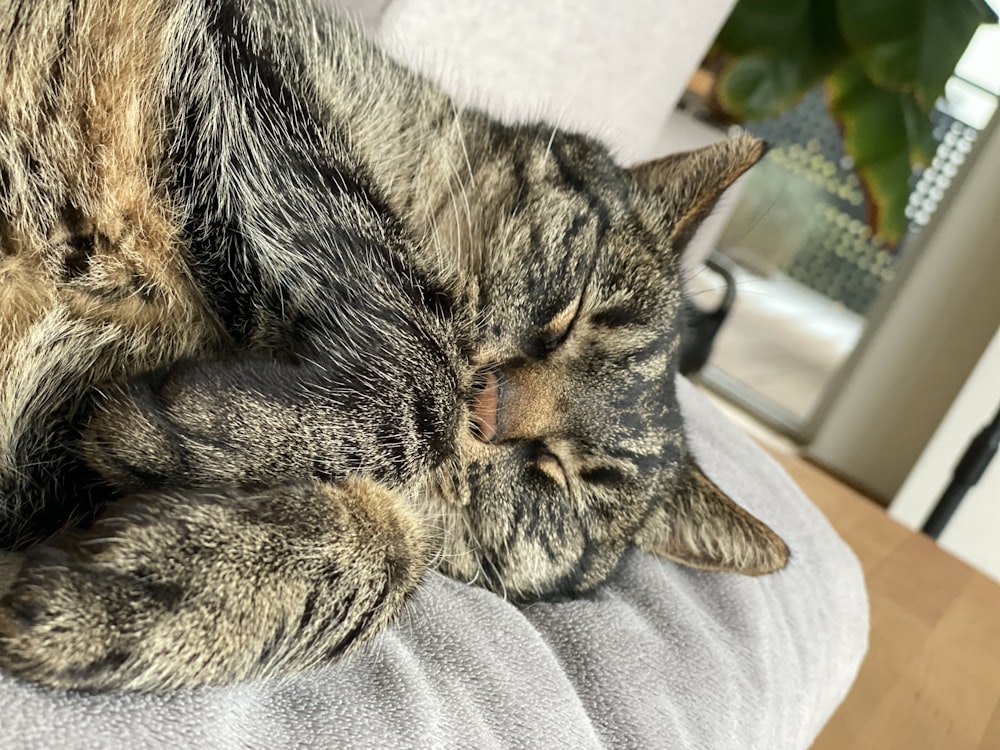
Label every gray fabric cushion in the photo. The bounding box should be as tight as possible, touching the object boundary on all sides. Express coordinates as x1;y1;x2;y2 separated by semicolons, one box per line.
0;378;868;749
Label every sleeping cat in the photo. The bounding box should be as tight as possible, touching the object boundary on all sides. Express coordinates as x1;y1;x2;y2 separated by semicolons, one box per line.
0;0;788;691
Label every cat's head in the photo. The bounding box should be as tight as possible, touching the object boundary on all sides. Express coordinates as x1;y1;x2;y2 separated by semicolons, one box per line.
427;130;789;600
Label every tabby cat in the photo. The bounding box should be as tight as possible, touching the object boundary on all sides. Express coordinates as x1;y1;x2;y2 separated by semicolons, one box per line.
0;0;788;691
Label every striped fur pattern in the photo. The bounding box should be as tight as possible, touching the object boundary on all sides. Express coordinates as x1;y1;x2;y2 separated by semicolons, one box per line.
0;0;788;691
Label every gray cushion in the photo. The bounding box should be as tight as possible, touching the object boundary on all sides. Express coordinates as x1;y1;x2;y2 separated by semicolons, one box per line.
0;378;868;749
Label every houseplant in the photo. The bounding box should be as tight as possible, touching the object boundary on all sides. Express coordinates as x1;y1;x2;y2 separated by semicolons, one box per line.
707;0;997;244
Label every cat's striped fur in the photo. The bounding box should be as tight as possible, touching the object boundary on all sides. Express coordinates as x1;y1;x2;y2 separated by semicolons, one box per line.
0;0;788;691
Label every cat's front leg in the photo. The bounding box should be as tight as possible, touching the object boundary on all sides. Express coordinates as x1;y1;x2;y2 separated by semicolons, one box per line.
81;353;463;493
0;477;427;691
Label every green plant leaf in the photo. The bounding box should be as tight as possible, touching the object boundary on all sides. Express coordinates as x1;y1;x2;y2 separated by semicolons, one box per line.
826;61;929;243
712;0;993;242
717;0;813;55
837;0;995;109
717;55;814;120
714;0;848;120
900;96;937;166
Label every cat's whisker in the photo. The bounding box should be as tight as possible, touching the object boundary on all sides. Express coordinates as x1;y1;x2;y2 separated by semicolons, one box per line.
77;536;124;547
422;205;450;280
491;562;508;603
446;158;474;274
545;124;558;159
685;282;774;299
682;263;719;288
728;181;786;247
451;105;476;189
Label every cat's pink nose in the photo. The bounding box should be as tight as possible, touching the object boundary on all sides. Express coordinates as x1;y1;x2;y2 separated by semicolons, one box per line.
470;369;499;442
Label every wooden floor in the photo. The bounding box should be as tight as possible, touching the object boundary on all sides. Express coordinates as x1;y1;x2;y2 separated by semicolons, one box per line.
768;451;1000;749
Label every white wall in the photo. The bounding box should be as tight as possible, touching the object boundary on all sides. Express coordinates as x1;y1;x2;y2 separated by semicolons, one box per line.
378;0;737;162
890;326;1000;581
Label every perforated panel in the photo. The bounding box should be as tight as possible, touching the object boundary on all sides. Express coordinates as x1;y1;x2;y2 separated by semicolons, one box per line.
727;88;978;315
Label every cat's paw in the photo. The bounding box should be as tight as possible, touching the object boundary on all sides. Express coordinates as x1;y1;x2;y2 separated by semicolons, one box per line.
0;512;259;692
0;480;427;691
0;546;153;691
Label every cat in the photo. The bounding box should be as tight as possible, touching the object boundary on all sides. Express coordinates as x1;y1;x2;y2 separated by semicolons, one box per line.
0;0;789;692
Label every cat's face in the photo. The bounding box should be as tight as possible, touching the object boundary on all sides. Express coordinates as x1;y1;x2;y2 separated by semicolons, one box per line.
427;131;789;600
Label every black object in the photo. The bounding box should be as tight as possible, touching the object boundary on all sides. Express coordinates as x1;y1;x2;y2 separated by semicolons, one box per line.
679;256;737;376
921;400;1000;539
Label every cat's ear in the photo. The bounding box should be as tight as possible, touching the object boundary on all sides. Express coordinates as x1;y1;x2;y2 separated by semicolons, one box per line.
628;135;767;250
636;457;789;575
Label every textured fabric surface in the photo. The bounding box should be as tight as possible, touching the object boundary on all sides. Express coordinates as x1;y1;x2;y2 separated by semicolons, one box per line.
0;379;868;749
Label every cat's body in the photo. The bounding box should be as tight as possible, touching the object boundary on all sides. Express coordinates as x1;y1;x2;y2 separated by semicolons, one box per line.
0;0;788;691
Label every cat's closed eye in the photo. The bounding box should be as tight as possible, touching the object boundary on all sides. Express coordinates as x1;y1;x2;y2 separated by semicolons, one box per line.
532;445;568;490
531;292;585;358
